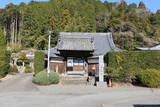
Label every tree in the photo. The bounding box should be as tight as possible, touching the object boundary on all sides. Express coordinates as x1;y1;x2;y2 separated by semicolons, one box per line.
156;9;160;15
34;51;45;74
138;1;146;9
18;52;27;67
129;3;137;9
0;27;10;77
0;0;159;51
117;0;128;12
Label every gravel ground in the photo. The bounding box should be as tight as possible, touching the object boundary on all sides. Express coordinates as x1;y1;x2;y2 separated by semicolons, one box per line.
0;73;159;107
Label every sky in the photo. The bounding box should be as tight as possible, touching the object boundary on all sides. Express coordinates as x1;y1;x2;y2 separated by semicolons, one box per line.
0;0;159;13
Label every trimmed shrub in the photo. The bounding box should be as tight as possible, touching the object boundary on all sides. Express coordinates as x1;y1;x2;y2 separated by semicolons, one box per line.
49;71;60;84
106;51;160;82
105;67;119;80
107;51;160;71
136;69;160;88
34;51;45;74
32;70;60;85
25;66;33;73
32;71;49;85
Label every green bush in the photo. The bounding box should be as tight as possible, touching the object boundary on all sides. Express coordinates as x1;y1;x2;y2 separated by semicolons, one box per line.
0;51;11;77
106;51;160;82
136;69;160;88
34;51;45;74
32;71;49;85
107;51;160;70
32;70;60;85
49;71;60;84
105;67;119;80
9;65;18;73
0;63;10;77
25;66;33;73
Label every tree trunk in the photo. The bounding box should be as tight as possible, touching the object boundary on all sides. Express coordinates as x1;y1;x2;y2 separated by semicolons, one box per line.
15;12;18;45
11;18;15;47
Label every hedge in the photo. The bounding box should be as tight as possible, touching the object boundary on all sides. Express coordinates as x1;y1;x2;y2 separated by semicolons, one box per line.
106;51;160;71
136;69;160;88
105;51;160;82
34;51;45;74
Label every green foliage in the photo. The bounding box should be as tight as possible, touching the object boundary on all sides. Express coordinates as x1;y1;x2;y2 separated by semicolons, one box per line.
49;70;60;84
25;66;33;73
96;1;159;49
105;67;119;80
0;0;160;50
18;52;26;59
107;51;160;70
32;70;60;85
138;1;146;9
34;51;45;74
0;52;10;77
32;71;49;85
129;3;137;9
106;51;160;82
20;0;96;49
18;52;29;64
9;65;18;73
136;69;160;88
0;27;11;77
0;27;5;49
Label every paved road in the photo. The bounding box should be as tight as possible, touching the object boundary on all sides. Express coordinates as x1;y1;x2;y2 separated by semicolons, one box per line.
0;74;160;107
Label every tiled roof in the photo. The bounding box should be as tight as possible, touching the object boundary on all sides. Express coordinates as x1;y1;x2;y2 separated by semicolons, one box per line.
57;37;94;51
44;32;120;56
58;32;120;55
136;43;160;50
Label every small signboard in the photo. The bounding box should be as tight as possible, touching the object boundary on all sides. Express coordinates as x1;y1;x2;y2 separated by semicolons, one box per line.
73;60;79;65
67;58;73;67
79;60;84;66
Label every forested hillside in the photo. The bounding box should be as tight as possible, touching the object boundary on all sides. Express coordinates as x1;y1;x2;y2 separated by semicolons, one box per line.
0;0;160;50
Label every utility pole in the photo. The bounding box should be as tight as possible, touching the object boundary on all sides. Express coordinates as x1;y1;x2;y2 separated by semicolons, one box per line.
47;31;51;74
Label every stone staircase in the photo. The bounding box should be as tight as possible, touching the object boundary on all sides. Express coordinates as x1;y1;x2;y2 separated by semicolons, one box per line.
66;71;86;76
60;75;88;85
60;71;95;85
60;74;95;86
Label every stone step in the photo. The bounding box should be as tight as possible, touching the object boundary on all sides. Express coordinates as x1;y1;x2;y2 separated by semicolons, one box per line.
60;79;87;85
60;76;95;85
61;76;87;80
66;71;86;76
